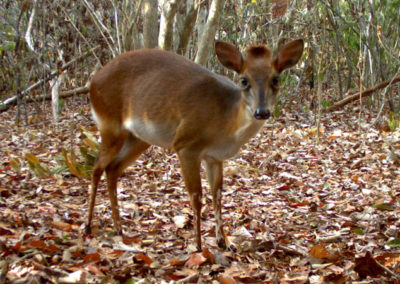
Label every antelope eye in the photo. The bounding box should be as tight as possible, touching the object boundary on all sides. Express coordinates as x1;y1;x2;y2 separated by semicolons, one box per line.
271;76;279;87
240;77;250;89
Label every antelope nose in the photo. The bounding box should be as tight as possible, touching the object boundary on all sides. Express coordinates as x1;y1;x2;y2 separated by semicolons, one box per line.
254;108;270;120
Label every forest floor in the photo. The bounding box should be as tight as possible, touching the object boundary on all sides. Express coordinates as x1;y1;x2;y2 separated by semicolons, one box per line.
0;93;400;283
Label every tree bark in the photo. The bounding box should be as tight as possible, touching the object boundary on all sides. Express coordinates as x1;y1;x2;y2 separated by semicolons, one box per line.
51;73;64;122
25;0;37;53
121;0;143;51
159;0;182;50
143;0;159;48
177;0;198;55
195;0;225;66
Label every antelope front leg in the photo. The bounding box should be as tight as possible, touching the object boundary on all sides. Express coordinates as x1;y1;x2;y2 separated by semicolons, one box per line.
205;159;227;249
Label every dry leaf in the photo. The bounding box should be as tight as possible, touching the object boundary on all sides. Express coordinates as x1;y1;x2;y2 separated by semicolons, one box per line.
218;274;237;284
185;252;207;268
51;221;72;232
310;244;329;259
135;253;153;265
173;215;188;229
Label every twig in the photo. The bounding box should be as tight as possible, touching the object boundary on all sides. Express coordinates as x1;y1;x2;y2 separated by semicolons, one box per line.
57;3;101;65
82;0;116;57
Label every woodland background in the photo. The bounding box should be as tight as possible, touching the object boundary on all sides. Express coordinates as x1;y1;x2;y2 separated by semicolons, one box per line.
1;0;400;283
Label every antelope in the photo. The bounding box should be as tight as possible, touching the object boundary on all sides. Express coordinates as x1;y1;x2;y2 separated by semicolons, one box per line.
86;39;304;250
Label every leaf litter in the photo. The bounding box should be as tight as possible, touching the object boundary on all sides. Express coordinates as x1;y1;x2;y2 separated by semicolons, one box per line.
0;97;399;283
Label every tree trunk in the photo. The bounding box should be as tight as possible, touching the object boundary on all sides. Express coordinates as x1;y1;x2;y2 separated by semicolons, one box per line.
51;74;64;122
159;0;182;50
177;0;198;55
194;0;225;66
143;0;159;48
122;0;143;51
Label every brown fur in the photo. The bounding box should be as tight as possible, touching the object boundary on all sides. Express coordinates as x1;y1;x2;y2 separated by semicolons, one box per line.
87;39;304;250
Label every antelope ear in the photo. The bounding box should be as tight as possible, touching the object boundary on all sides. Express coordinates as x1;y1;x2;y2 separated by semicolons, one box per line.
215;41;243;73
274;39;304;73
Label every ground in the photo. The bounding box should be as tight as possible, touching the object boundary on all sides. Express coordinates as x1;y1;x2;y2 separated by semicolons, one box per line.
0;94;399;283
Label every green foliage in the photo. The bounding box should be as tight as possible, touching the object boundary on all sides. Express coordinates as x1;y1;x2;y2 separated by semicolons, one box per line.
387;112;400;132
321;99;332;109
25;127;99;179
25;153;52;178
79;127;99;168
9;157;21;174
273;101;282;118
352;228;365;235
280;73;298;87
54;127;99;179
58;99;65;114
373;203;396;211
387;238;400;247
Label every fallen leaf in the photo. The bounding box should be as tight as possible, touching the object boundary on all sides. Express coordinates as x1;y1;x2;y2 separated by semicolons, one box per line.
58;270;86;283
51;221;72;232
135;253;153;265
108;249;124;260
185;252;207;268
310;244;329;259
170;257;184;266
173;215;188;228
85;263;104;276
82;252;101;264
202;247;215;264
218;274;236;284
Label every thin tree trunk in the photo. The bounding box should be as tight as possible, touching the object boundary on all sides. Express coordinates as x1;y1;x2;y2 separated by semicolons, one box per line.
177;0;198;55
25;0;37;53
159;0;182;50
325;3;343;99
51;73;64;122
143;0;159;48
122;0;143;51
195;0;225;66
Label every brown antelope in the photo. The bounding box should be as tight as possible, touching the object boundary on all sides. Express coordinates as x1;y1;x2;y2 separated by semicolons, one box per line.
87;39;304;250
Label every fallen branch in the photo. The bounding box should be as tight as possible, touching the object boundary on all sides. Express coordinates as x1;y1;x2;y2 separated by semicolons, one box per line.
0;46;98;112
56;86;90;100
324;75;400;113
0;86;90;113
32;85;89;102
